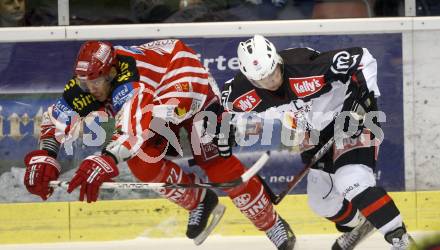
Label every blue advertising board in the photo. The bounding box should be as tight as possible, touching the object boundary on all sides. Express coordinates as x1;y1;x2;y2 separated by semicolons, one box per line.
0;34;404;199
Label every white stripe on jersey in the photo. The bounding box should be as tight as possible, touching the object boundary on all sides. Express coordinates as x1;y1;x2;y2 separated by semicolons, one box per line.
161;66;207;83
136;60;167;74
154;91;206;102
155;76;209;95
120;97;132;134
139;76;160;89
170;51;200;62
133;84;146;153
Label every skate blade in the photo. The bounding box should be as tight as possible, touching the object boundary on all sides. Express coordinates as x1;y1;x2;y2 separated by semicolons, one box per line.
193;204;226;246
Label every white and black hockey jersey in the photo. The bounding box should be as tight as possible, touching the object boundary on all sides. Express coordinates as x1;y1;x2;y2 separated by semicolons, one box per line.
222;46;379;129
221;47;380;171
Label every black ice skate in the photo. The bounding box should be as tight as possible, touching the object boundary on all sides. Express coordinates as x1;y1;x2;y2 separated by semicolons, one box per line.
385;225;413;250
186;189;226;245
265;216;296;250
332;216;375;250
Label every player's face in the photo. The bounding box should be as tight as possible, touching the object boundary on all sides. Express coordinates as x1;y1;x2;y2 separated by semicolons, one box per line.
252;65;283;91
82;76;112;102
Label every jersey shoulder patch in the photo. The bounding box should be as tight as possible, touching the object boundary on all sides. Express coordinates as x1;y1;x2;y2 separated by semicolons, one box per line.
232;89;262;112
327;47;364;75
222;74;261;112
51;97;76;126
111;83;135;113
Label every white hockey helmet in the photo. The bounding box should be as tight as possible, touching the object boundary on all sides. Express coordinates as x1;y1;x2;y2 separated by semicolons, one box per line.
237;35;283;81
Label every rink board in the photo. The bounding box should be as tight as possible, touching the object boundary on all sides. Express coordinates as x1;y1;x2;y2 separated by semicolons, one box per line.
0;191;439;244
0;33;405;195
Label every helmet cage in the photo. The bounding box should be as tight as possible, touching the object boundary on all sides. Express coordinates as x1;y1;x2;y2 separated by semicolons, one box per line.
248;64;282;89
77;75;112;93
237;35;283;81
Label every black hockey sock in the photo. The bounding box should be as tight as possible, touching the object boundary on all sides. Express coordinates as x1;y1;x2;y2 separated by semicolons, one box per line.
326;199;358;229
351;187;401;230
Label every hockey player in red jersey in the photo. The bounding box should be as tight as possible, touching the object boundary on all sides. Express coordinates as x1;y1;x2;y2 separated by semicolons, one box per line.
219;34;412;250
23;39;296;249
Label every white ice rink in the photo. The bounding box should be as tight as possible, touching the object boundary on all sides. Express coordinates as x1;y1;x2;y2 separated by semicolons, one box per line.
0;232;425;250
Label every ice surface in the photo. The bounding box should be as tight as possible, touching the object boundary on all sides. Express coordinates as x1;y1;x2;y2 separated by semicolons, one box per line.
0;232;429;250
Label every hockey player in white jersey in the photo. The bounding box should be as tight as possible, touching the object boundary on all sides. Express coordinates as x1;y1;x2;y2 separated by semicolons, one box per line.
219;34;412;250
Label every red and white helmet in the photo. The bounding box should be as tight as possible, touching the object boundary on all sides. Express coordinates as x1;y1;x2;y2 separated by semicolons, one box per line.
74;41;116;81
237;35;282;81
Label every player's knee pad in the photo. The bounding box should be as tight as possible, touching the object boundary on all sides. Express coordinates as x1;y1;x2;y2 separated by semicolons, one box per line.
334;164;376;201
307;169;344;218
201;155;245;183
351;186;401;232
126;141;171;182
127;155;164;182
227;175;277;231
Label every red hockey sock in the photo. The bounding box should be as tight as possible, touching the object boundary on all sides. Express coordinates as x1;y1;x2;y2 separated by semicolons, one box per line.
154;160;205;211
227;176;277;231
201;155;277;231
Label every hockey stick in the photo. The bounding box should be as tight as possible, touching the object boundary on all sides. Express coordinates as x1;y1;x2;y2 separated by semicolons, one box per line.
49;151;270;190
272;137;335;205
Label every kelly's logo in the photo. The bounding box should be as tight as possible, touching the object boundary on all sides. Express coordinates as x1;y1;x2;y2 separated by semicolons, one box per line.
232;89;261;112
289;75;325;98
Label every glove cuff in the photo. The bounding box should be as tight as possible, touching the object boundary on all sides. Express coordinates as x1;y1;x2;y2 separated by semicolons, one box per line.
102;150;119;165
24;149;49;165
84;155;119;176
24;150;61;173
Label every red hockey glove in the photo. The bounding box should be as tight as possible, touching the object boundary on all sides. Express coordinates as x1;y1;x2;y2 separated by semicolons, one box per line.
67;155;119;203
24;150;61;200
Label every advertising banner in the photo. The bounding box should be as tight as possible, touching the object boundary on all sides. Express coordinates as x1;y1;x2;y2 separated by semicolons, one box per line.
0;34;403;202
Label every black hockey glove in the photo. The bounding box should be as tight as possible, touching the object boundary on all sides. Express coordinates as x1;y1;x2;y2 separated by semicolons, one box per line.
214;116;237;158
342;71;377;120
203;102;236;158
340;71;378;138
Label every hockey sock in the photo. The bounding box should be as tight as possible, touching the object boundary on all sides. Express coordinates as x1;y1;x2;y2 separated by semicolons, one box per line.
200;156;277;231
351;186;403;234
326;199;360;231
226;176;277;231
156;160;205;211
